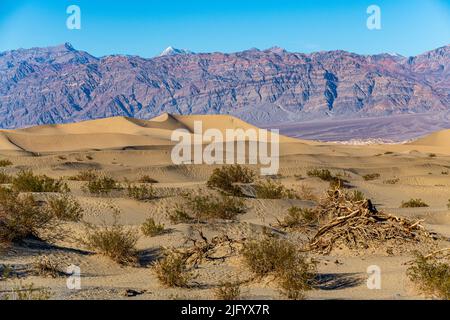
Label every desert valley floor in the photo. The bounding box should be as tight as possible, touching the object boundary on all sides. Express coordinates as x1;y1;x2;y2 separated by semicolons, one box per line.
1;113;450;300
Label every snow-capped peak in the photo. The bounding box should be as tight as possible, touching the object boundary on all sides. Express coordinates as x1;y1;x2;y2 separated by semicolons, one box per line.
159;46;193;56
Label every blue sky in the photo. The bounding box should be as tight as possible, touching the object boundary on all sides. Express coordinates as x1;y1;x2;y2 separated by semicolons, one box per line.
0;0;449;57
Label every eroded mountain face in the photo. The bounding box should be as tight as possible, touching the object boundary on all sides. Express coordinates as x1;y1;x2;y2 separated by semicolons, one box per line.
0;43;448;128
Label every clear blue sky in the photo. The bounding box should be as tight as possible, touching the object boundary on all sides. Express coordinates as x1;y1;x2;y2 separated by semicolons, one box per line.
0;0;449;57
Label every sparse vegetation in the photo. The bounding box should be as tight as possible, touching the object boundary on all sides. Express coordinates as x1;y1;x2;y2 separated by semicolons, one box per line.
0;171;12;184
214;281;241;300
153;251;193;288
32;256;63;278
0;188;58;244
429;153;437;158
400;198;429;208
12;170;69;193
141;217;165;237
207;165;255;196
278;206;317;229
407;251;450;300
184;193;246;221
167;204;194;224
297;184;317;201
127;184;157;201
138;175;158;184
1;283;52;300
45;194;83;222
83;175;122;195
307;169;347;188
0;159;12;167
254;179;297;199
83;214;139;265
242;236;316;299
363;173;381;181
68;169;98;181
383;178;400;185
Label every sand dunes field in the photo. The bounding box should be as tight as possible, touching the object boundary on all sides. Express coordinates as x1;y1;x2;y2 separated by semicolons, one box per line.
1;114;450;300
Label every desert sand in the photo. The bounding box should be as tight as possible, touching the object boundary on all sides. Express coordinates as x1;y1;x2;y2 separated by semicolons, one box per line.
1;113;450;300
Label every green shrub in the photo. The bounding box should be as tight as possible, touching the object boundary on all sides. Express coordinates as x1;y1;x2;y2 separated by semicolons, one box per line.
1;283;52;300
127;184;157;201
307;169;346;188
153;251;193;287
214;281;241;300
83;215;139;265
0;159;12;167
407;252;450;299
141;217;165;237
68;169;98;181
350;190;366;202
363;173;381;181
254;179;297;199
45;194;83;222
0;188;57;243
279;206;317;228
83;175;122;195
0;171;12;184
12;170;69;193
207;165;255;196
400;199;429;208
167;204;194;224
186;193;246;220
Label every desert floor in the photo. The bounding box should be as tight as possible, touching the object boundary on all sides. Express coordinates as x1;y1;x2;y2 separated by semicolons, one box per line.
1;115;450;300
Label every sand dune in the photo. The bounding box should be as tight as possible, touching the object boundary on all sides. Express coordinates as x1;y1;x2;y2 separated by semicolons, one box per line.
0;113;300;153
409;129;450;148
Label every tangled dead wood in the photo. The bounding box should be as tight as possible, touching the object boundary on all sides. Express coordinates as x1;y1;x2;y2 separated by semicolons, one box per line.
308;188;434;254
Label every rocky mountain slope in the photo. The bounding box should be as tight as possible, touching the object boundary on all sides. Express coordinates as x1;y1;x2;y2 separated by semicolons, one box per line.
0;43;448;128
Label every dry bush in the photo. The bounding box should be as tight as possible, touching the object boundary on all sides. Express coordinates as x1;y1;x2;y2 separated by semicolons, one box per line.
0;171;12;184
407;251;450;299
139;175;158;184
242;236;316;299
254;179;297;199
0;159;12;167
153;251;193;288
141;217;165;237
277;206;318;229
83;175;122;195
400;199;429;208
82;214;139;265
363;173;381;181
32;256;63;278
0;188;58;244
184;192;246;221
127;184;157;201
12;170;69;193
214;281;241;300
383;178;400;185
45;194;83;222
207;165;255;196
429;153;437;158
1;283;52;300
297;184;317;201
309;188;431;254
68;169;98;181
350;190;366;202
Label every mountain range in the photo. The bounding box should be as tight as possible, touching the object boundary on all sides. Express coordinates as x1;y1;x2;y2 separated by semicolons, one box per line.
0;43;448;129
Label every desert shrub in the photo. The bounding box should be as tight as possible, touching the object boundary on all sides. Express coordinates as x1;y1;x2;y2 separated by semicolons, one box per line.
254;179;297;199
153;251;193;287
139;175;158;184
45;194;83;222
85;155;93;160
278;206;317;229
242;236;316;299
83;215;139;265
32;256;63;278
0;188;57;243
350;190;366;202
307;169;334;181
167;204;194;224
1;283;52;300
12;170;69;193
141;217;165;237
83;175;122;195
447;199;450;210
429;153;437;158
384;151;394;155
68;169;98;181
407;252;450;299
383;178;400;185
0;159;12;167
214;281;241;300
207;165;255;196
363;173;381;181
127;184;157;201
297;184;317;201
186;193;246;220
0;171;12;184
400;199;429;208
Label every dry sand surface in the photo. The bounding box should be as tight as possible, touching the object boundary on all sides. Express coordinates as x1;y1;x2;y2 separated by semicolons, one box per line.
1;114;450;300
